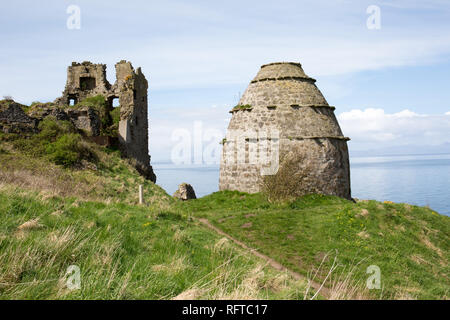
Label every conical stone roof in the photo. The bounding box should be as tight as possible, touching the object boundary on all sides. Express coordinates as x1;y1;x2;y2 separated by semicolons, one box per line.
220;62;351;199
231;62;346;139
253;62;310;80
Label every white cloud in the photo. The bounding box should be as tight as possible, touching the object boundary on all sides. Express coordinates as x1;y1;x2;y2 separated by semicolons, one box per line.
338;108;450;149
2;0;450;102
150;106;450;161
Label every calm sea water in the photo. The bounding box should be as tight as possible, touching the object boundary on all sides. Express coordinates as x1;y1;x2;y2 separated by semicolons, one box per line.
153;154;450;216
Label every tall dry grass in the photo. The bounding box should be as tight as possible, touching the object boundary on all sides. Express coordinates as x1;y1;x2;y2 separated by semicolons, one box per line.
304;250;373;300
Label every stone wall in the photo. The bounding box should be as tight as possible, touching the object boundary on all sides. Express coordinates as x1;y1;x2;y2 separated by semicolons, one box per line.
0;101;38;134
0;100;102;137
219;62;351;199
67;108;101;137
55;61;111;105
1;61;156;182
55;61;156;182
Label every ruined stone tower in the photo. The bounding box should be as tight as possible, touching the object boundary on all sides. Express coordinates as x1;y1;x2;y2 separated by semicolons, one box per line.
219;62;351;199
55;61;156;182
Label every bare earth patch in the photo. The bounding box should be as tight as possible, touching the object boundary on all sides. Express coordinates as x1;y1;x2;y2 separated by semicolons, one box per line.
357;231;370;239
173;288;203;300
17;218;42;231
241;222;253;229
356;209;369;218
410;254;430;265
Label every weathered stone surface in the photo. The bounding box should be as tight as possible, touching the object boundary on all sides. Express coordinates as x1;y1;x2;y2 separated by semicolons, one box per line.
54;61;111;105
55;61;156;182
0;101;38;133
173;183;197;201
28;103;70;122
219;62;351;199
86;136;118;147
0;61;157;183
67;107;101;136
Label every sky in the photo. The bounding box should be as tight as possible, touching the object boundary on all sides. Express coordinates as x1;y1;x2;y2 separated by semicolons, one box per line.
1;0;449;162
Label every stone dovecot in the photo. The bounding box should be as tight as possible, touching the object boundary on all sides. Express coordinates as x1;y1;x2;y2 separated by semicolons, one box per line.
219;62;351;199
55;60;156;182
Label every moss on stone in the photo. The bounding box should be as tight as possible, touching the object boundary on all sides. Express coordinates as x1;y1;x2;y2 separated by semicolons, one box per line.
231;104;253;112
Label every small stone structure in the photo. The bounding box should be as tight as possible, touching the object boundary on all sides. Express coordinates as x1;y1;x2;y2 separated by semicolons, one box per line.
0;100;38;133
219;62;351;199
173;183;197;201
54;61;156;181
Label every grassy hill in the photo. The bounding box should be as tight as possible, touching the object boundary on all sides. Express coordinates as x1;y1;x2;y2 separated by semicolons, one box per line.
180;192;449;299
0;112;448;300
0;121;308;299
0;187;310;299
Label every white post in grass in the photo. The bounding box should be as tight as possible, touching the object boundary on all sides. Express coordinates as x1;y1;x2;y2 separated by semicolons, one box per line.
139;185;144;205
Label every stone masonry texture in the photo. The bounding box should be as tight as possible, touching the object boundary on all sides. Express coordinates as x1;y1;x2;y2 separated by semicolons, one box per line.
219;62;351;199
55;61;156;182
0;61;156;183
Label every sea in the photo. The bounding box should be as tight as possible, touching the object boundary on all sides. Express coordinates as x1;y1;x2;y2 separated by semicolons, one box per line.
152;154;450;216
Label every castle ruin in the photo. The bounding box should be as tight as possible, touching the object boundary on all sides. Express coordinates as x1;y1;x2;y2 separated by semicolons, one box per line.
54;60;156;181
219;62;351;199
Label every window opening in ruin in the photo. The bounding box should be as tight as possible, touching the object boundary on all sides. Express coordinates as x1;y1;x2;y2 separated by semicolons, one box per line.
112;97;119;108
133;90;137;100
80;77;96;90
68;94;77;106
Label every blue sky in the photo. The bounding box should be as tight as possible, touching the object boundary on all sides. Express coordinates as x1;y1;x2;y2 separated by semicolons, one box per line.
1;0;449;161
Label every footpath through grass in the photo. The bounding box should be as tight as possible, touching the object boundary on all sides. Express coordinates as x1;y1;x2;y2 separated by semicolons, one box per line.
1;120;448;300
181;191;450;299
0;187;310;299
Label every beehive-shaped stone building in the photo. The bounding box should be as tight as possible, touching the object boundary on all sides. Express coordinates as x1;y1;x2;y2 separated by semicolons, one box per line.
219;62;351;199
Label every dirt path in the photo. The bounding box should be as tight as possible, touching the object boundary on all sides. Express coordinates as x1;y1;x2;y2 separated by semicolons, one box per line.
197;218;330;299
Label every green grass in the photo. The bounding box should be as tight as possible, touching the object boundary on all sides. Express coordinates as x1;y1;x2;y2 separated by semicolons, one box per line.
1;122;449;300
0;130;171;206
0;133;312;300
0;188;309;299
74;95;120;137
5;117;96;168
181;192;450;299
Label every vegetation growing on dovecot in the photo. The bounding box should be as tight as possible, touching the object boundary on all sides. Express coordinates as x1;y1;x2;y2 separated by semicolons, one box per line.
231;104;253;112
